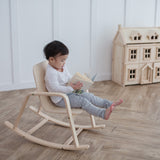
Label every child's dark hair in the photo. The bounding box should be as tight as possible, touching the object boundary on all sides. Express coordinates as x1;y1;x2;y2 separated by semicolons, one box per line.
43;40;69;60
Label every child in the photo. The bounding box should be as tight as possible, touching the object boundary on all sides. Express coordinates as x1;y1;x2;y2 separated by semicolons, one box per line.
44;40;123;120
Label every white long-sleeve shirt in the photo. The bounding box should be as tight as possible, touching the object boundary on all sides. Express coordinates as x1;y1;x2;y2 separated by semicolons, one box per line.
45;64;74;104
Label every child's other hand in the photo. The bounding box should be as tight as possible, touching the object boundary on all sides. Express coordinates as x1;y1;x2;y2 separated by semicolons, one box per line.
70;82;83;90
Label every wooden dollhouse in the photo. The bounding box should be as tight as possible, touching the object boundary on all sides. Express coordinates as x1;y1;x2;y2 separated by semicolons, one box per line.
112;25;160;86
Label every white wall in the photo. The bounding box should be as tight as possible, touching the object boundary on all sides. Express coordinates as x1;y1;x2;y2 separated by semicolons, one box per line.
0;0;160;91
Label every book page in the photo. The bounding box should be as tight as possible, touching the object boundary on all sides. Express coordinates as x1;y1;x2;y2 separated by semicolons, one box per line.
69;72;93;90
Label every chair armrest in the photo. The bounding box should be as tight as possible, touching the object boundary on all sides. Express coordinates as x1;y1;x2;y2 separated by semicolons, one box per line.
30;91;68;99
29;91;71;110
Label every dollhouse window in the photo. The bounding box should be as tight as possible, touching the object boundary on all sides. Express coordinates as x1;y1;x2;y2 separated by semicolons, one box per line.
133;35;141;41
130;49;137;60
128;69;136;80
138;36;141;40
157;48;160;58
156;67;160;78
147;32;159;40
130;32;142;41
144;48;151;60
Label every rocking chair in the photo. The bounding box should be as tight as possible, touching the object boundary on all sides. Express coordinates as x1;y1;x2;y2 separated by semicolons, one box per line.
4;61;105;150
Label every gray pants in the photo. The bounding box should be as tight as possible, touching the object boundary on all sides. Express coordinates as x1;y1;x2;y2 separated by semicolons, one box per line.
56;92;113;119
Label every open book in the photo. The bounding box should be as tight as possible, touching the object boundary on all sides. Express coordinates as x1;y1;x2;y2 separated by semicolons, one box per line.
69;72;97;91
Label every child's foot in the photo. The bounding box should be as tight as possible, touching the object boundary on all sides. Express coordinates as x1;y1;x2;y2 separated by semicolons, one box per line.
112;99;123;107
104;107;113;120
104;99;123;120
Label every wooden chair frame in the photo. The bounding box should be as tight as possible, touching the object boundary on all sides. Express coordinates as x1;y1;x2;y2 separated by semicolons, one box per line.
4;61;105;150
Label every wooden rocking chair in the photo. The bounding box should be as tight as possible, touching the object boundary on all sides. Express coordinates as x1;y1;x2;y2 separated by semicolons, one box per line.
4;61;105;150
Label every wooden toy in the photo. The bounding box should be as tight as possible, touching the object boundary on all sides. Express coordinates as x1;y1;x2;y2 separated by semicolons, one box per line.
4;61;105;150
112;25;160;86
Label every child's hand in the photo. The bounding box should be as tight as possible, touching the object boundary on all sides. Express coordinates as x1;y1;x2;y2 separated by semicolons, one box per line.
70;82;83;90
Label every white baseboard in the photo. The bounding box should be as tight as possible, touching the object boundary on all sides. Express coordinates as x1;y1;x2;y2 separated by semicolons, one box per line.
0;73;112;92
0;82;35;91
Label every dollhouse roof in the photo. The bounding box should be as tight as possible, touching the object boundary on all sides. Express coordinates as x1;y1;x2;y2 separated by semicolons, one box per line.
113;25;160;45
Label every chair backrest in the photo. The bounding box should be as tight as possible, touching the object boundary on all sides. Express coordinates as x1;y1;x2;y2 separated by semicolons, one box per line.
33;61;48;92
33;61;57;112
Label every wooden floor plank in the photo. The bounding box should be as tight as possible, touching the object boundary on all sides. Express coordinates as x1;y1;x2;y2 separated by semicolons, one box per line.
0;81;160;160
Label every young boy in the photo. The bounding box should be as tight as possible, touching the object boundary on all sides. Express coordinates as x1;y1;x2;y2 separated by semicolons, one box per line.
44;40;123;120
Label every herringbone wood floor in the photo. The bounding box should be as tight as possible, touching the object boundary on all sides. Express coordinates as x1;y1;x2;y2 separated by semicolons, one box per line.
0;81;160;160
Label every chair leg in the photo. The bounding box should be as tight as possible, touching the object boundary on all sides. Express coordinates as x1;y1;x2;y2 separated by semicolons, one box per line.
65;104;80;147
64;128;83;145
90;115;96;128
90;115;106;129
14;95;30;128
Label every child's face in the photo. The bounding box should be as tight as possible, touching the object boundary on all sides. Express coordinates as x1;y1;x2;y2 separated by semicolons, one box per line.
49;54;68;71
